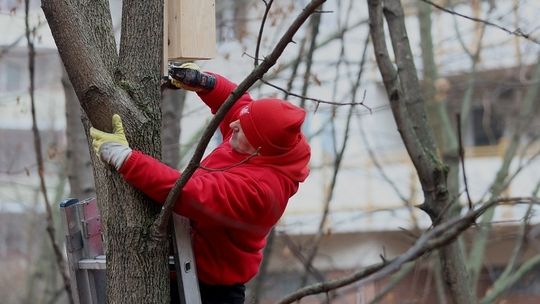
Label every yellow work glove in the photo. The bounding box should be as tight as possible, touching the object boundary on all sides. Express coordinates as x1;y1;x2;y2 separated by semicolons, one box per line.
90;114;132;170
167;62;216;92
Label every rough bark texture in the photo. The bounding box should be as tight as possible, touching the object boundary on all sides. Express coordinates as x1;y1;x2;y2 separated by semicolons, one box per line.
367;0;475;303
417;0;459;199
42;0;169;302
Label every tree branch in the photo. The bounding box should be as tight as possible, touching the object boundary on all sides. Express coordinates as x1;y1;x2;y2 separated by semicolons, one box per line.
41;0;143;131
420;0;540;45
298;27;371;287
456;113;473;209
254;0;273;66
260;79;370;109
26;1;73;302
275;196;537;304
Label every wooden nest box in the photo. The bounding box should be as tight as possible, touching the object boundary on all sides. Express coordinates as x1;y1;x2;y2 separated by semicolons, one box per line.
164;0;216;63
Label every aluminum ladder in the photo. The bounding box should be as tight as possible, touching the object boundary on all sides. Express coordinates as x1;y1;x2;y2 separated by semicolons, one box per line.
60;197;201;303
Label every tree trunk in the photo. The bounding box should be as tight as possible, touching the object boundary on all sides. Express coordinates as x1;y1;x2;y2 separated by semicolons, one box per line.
42;1;170;302
368;0;475;303
161;89;186;168
417;1;472;301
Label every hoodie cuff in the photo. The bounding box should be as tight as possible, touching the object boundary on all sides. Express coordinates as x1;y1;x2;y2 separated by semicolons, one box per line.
197;73;237;114
118;150;142;174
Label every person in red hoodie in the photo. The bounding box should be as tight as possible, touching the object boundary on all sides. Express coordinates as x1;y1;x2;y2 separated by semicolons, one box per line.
90;63;311;304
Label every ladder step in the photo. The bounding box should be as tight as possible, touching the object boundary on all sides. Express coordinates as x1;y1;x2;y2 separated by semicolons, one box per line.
77;255;176;270
78;255;106;270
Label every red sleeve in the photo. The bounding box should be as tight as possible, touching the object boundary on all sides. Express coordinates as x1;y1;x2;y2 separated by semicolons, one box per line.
119;151;181;203
118;151;283;228
197;73;254;139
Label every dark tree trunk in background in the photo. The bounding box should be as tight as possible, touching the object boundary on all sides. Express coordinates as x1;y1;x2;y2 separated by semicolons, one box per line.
161;89;186;168
63;67;95;199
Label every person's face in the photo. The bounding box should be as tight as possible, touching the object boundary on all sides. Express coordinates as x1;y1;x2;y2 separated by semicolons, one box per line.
229;120;257;154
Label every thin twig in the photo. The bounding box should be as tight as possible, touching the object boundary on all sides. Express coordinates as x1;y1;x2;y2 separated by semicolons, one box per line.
0;20;47;60
298;23;370;288
275;196;537;304
299;6;323;109
25;0;73;303
420;0;540;45
260;79;370;110
456;113;473;209
254;0;274;67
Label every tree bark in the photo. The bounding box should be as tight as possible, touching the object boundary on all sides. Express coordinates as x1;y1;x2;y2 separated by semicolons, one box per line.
42;1;169;302
367;0;475;303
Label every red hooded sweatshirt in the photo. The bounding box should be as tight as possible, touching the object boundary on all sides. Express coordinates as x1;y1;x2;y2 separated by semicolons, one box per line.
119;74;310;285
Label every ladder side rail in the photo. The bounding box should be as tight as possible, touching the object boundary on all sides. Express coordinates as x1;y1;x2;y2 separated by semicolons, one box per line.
172;214;201;304
78;198;104;304
60;199;88;304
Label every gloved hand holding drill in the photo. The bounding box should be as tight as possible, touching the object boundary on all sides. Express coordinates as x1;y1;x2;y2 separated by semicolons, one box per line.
164;62;216;92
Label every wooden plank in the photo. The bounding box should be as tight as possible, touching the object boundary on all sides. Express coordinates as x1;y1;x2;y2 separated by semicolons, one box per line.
167;0;216;60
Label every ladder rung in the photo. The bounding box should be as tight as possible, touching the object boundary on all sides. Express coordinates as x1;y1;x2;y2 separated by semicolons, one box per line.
77;255;175;270
78;255;106;270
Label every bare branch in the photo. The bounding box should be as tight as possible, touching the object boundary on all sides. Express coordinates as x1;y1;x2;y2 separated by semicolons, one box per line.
420;0;540;44
0;20;47;60
298;21;371;288
299;6;323;109
258;19;369;89
275;196;537;304
280;232;326;282
254;0;274;66
260;79;370;109
25;0;73;302
456;113;473;209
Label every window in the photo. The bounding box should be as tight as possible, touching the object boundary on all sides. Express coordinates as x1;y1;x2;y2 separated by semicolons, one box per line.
3;61;23;92
471;105;505;146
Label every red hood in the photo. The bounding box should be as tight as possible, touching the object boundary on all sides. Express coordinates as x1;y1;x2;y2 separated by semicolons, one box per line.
249;134;310;183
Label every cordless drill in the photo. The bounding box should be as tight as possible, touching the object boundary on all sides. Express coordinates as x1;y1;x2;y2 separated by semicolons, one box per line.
167;62;216;91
